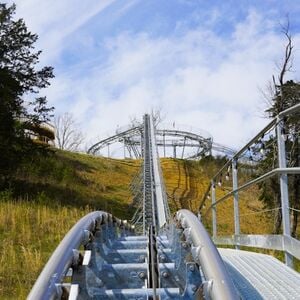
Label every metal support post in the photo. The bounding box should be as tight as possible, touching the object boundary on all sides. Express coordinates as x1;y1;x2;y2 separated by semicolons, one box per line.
181;137;186;159
123;140;126;158
163;133;166;157
276;117;293;267
211;181;217;238
232;159;240;241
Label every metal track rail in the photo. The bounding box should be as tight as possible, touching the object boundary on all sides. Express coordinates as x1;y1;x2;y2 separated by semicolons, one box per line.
28;211;132;300
149;116;169;227
176;209;239;300
143;114;156;231
30;114;242;300
148;226;159;299
87;126;141;155
142;114;169;232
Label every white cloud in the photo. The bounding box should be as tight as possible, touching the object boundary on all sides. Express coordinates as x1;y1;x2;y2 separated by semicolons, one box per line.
77;11;299;150
9;0;117;63
9;1;300;152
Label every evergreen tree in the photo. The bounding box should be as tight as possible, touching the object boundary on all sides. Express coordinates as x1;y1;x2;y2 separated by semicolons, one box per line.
0;3;54;187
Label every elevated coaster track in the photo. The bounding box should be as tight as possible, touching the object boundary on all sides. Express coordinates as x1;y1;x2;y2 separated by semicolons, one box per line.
29;104;300;299
87;121;235;159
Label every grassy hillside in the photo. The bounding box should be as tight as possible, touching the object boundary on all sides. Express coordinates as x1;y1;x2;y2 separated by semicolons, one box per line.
0;201;90;299
14;150;141;219
161;158;273;235
0;150;140;299
0;152;275;298
161;158;208;212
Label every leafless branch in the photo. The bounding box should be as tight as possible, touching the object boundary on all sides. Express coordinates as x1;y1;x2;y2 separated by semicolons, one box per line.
54;113;84;151
278;17;294;86
151;107;165;126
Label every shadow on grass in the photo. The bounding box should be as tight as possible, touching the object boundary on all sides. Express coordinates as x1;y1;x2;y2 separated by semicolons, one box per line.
11;180;101;207
55;151;97;173
11;180;134;219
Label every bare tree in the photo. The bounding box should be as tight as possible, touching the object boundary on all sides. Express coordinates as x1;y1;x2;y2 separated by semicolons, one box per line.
129;115;141;128
260;19;294;112
151;107;165;126
259;19;300;236
278;20;293;87
54;113;84;151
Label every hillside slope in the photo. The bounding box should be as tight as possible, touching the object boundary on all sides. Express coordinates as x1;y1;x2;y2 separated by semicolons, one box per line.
0;151;141;298
0;152;273;298
161;158;272;235
14;150;141;218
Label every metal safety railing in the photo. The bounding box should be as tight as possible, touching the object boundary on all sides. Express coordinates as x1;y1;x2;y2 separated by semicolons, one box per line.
199;103;300;268
28;211;133;300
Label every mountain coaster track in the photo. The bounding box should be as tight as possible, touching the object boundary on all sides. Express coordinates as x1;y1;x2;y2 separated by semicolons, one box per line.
29;105;300;299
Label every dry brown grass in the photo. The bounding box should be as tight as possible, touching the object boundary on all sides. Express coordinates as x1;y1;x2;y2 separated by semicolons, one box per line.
0;151;141;298
161;158;208;213
0;201;90;299
15;150;141;219
161;158;273;236
0;155;282;298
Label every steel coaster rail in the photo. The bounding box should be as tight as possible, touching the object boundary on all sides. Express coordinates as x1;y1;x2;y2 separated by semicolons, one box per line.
87;126;142;154
142;114;156;232
28;211;132;300
278;102;300;117
199;102;300;267
142;114;169;232
176;210;239;300
30;113;245;299
87;117;241;159
142;114;169;295
149;116;168;227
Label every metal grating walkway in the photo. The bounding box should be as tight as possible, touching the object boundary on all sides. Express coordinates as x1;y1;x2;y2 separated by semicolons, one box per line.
219;248;300;299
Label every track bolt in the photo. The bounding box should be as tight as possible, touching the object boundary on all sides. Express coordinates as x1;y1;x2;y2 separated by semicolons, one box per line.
139;255;145;262
192;285;197;294
98;279;104;287
139;271;146;279
182;242;188;248
189;265;195;272
160;254;166;262
162;271;169;278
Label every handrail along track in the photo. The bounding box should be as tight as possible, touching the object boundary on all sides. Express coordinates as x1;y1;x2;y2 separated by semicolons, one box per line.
199;103;300;267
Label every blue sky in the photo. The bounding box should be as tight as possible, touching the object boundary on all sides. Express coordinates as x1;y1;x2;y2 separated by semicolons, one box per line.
8;0;300;150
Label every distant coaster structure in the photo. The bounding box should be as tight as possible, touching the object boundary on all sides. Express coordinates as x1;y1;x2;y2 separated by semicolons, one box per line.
87;120;236;159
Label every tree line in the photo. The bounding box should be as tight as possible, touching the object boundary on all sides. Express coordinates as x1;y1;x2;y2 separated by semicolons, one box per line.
0;3;87;190
0;3;54;189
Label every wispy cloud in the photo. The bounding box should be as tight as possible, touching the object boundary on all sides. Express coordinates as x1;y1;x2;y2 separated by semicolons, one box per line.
9;0;118;63
45;7;300;149
7;1;300;151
